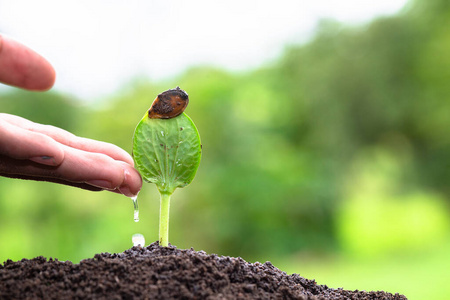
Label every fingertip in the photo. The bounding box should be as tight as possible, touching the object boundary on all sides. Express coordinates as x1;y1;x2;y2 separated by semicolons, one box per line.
28;145;64;167
116;147;135;166
33;135;65;166
120;163;142;197
37;64;56;91
27;53;56;91
0;35;56;91
0;120;65;165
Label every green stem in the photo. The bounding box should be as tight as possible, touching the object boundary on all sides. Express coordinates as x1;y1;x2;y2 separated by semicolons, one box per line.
159;192;171;247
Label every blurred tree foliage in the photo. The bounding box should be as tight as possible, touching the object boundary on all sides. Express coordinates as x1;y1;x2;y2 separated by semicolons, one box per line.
0;0;449;262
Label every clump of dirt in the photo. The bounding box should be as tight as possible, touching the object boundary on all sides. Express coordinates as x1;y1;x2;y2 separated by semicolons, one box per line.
1;242;406;299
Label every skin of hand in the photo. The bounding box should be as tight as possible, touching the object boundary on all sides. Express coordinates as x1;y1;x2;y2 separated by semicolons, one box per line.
0;34;142;196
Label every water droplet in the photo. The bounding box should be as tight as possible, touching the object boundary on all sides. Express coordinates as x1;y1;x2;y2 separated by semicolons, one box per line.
131;195;139;222
132;233;145;247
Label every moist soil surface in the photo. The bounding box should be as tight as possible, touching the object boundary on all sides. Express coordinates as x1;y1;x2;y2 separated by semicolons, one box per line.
1;242;407;299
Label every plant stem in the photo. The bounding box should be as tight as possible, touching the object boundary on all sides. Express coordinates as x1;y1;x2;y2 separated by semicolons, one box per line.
159;192;171;247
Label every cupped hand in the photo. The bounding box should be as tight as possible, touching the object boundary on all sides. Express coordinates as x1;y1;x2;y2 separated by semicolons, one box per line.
0;113;142;196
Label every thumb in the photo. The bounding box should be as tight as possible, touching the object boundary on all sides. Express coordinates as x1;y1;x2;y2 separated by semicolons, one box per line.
0;119;64;166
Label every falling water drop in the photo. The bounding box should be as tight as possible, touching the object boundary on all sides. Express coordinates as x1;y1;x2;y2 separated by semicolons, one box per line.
132;233;145;247
131;195;139;222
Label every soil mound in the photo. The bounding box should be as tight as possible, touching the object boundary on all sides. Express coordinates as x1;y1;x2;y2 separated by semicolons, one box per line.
1;242;406;299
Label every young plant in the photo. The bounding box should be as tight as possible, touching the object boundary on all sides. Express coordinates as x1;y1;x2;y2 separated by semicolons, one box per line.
132;87;201;247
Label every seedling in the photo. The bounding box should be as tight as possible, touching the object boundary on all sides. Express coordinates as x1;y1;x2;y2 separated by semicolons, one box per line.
132;87;202;247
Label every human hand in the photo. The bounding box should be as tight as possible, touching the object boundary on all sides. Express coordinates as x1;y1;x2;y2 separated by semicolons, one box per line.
0;35;142;196
0;114;142;197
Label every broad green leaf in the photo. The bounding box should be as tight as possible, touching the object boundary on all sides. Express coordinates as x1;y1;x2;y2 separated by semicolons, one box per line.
132;112;201;195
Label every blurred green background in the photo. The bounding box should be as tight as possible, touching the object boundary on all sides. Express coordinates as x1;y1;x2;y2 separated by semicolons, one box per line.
1;0;449;299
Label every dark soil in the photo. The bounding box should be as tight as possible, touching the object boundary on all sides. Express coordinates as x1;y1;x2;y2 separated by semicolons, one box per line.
1;242;407;299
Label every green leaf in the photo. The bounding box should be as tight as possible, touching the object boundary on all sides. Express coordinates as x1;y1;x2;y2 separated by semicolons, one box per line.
132;112;201;195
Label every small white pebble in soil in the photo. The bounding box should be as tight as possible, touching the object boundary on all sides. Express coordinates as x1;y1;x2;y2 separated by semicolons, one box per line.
132;233;145;247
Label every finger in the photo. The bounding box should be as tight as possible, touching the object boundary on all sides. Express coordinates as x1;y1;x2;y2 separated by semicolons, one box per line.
63;136;135;167
1;113;134;166
0;118;64;166
0;152;142;196
55;145;127;190
0;34;55;91
41;127;134;166
38;145;141;196
117;161;142;197
0;168;103;192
